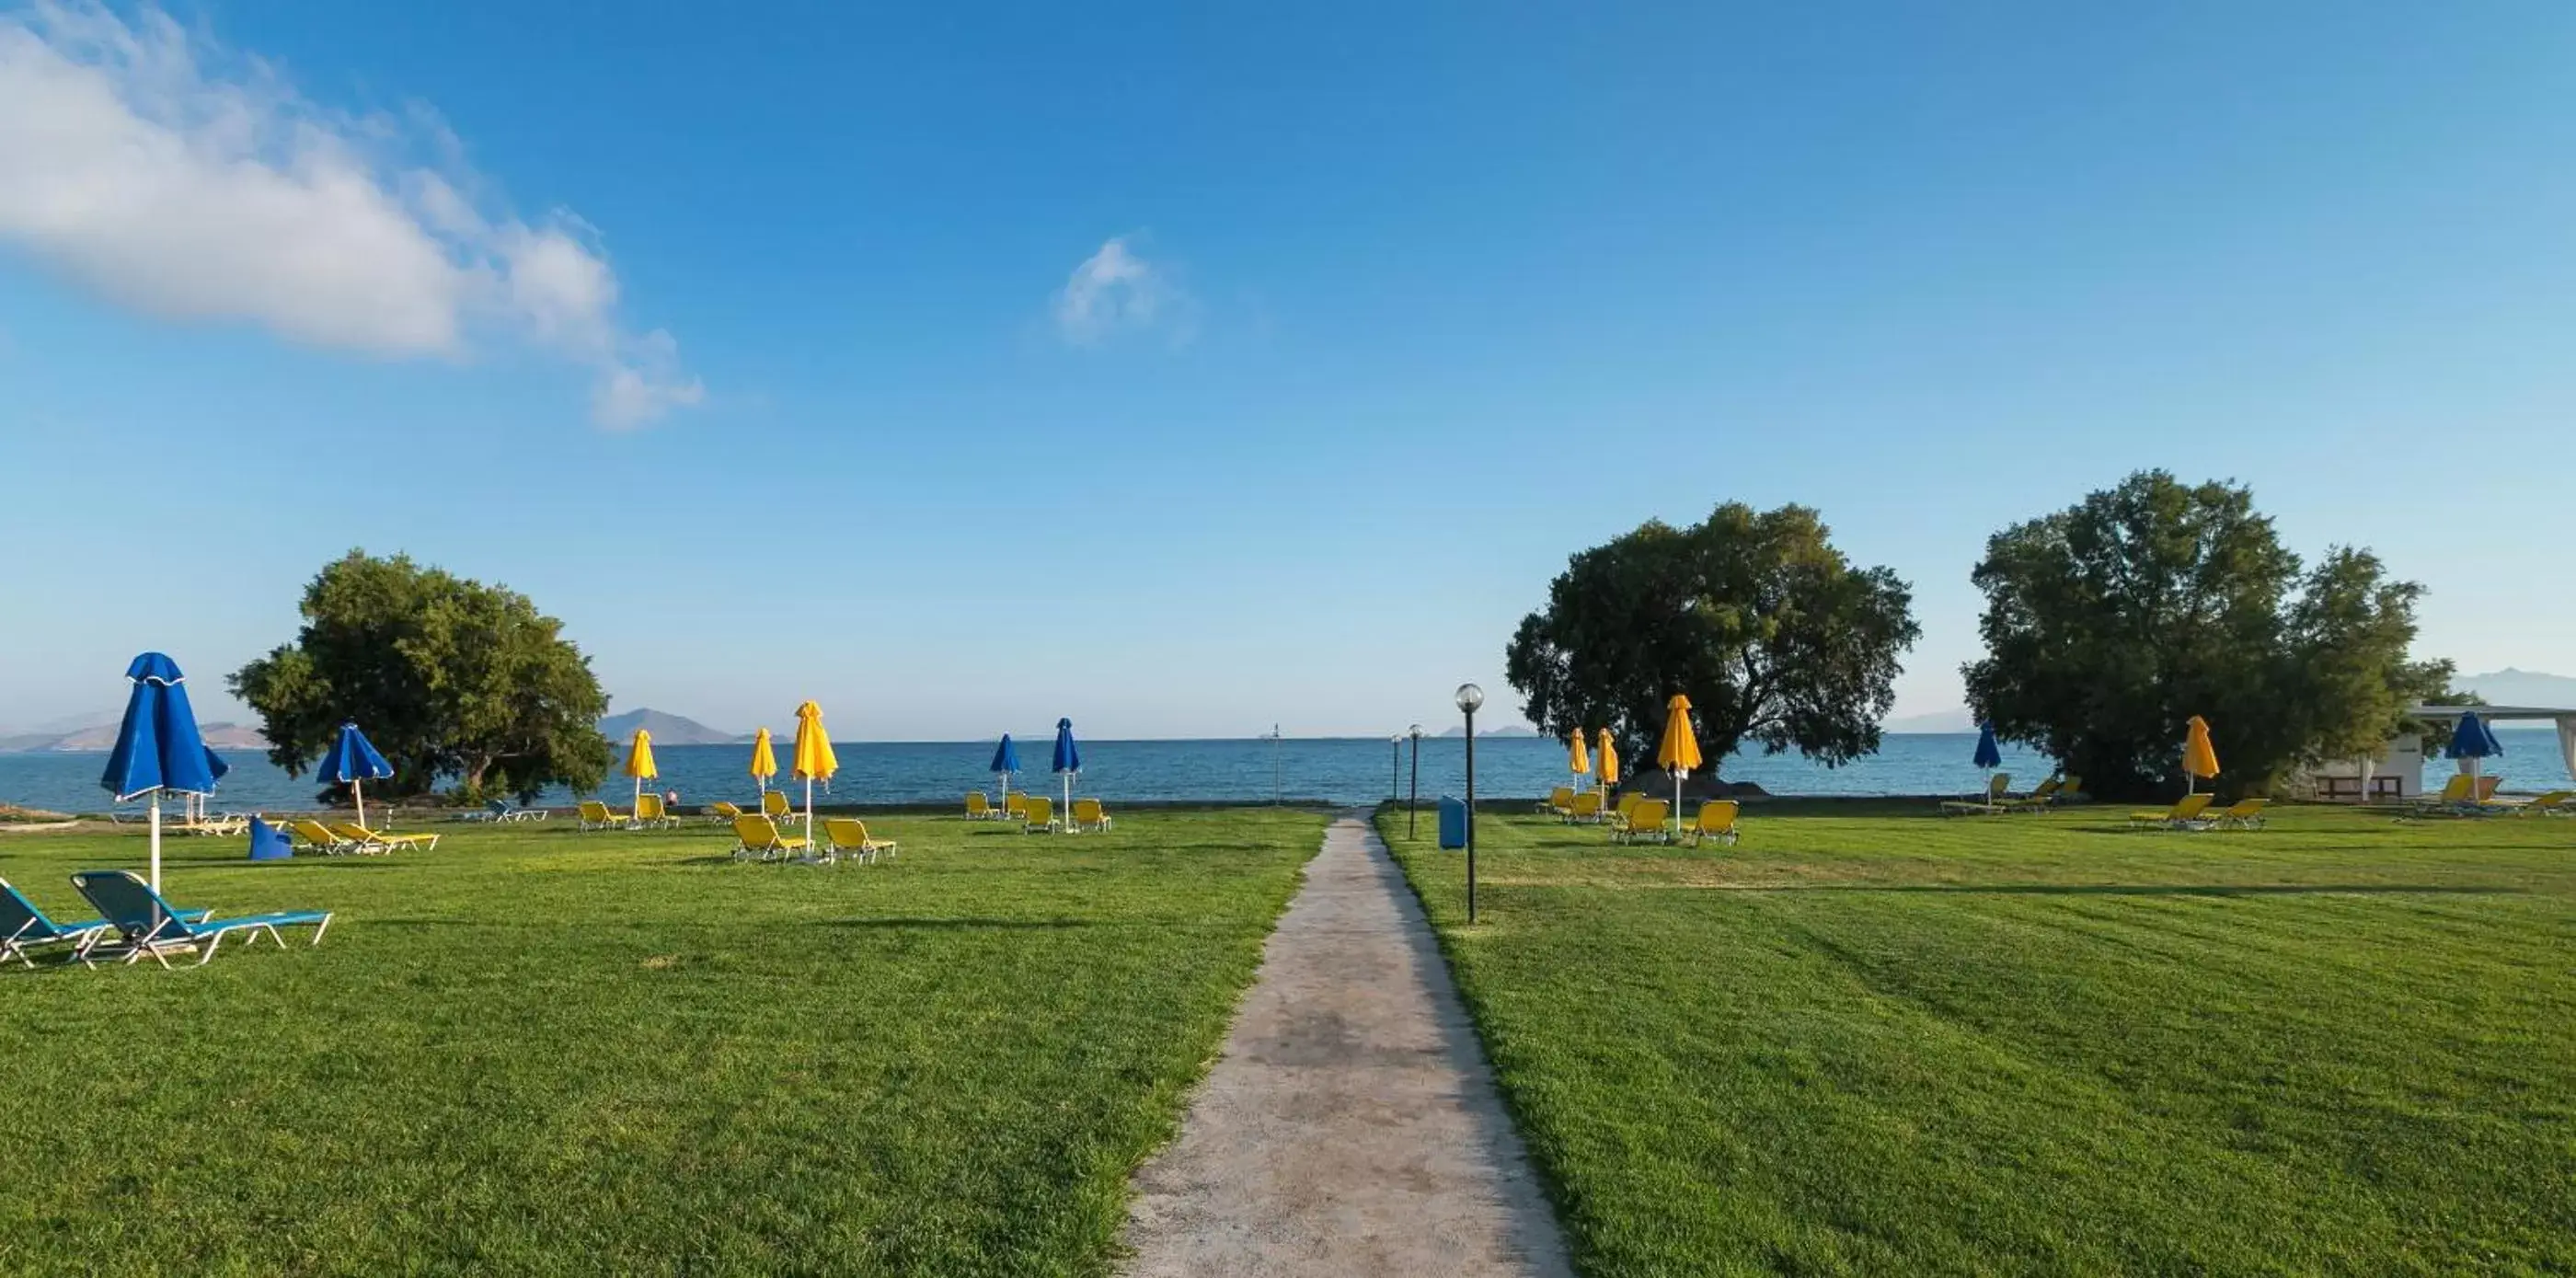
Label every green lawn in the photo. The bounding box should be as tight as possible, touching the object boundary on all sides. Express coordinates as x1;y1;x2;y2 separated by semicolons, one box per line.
0;808;1325;1275
1377;800;2576;1276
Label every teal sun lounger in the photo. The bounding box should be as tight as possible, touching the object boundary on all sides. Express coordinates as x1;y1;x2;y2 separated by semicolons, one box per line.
70;870;332;969
3;877;206;968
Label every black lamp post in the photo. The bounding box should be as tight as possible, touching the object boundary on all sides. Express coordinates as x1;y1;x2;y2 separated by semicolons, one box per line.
1456;683;1483;923
1389;734;1401;804
1407;724;1422;837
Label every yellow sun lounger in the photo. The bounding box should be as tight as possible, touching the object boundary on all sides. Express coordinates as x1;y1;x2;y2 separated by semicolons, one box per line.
2005;776;2064;810
1611;792;1644;830
731;813;808;862
632;794;677;829
2205;798;2271;830
1614;799;1671;844
1567;791;1604;823
2011;775;2086;809
1685;800;1741;846
1941;774;2013;816
330;822;439;853
1540;786;1575;818
2128;793;2216;829
1020;796;1059;833
822;817;899;864
578;800;629;831
707;800;745;823
2404;775;2474;811
2516;789;2574;815
290;819;351;855
762;790;794;823
966;791;999;821
1072;798;1112;832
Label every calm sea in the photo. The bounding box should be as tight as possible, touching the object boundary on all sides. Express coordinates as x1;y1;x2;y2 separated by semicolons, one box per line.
3;731;2568;816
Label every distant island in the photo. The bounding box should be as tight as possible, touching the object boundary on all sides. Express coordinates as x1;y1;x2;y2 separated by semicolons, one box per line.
2455;668;2576;706
1882;708;1977;734
599;708;751;745
0;720;271;754
1437;723;1541;738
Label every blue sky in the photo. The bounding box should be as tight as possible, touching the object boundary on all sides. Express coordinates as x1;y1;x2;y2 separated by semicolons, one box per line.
5;1;2574;740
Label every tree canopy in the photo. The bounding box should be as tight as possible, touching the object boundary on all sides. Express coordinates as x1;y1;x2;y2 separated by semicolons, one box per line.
231;551;613;803
1962;471;2450;800
1505;502;1920;777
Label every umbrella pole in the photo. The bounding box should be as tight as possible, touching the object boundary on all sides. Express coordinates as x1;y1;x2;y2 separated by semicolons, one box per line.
1064;773;1073;833
354;777;366;830
1673;770;1684;836
803;777;814;851
150;793;163;893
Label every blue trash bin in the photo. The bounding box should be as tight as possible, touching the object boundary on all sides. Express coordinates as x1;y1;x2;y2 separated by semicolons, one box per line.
1437;796;1468;849
247;816;293;861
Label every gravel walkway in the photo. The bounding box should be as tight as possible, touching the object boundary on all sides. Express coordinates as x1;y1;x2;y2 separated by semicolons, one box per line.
1121;812;1571;1277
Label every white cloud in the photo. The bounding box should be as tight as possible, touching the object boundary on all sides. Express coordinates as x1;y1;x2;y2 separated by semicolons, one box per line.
0;2;699;427
592;328;704;429
1054;235;1192;346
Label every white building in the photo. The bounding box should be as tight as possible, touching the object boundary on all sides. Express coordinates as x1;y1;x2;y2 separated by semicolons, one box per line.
2303;705;2576;801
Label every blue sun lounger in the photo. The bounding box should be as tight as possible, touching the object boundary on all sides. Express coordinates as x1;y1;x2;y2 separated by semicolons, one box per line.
3;877;207;968
70;870;332;969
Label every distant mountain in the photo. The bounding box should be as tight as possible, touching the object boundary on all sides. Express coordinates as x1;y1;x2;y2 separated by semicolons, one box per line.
0;720;270;753
1883;707;1977;734
40;723;129;752
600;708;747;745
201;723;271;750
1437;723;1541;738
2455;669;2576;708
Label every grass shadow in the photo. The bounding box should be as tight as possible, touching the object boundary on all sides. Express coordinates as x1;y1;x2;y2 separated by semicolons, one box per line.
1725;882;2523;898
811;916;1095;931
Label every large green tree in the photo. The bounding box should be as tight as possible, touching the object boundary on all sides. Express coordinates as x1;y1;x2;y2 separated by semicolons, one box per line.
1505;502;1920;777
1963;471;2449;800
231;551;613;803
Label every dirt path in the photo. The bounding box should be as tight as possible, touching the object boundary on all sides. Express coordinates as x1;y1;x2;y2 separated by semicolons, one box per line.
1121;812;1571;1277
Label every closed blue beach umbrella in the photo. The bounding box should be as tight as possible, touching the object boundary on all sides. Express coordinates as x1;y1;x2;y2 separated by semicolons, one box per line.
2445;710;2504;800
1052;719;1081;823
991;733;1022;803
1972;720;2003;801
321;721;395;829
100;652;217;892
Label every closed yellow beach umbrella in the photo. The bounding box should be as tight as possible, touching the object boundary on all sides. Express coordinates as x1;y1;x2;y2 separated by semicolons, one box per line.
1595;728;1619;792
1568;730;1592;785
2182;715;2220;794
791;701;838;846
622;729;658;812
748;727;777;800
1658;695;1701;831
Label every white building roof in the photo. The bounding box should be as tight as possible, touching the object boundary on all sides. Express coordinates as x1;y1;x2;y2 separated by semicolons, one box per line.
2406;705;2576;721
